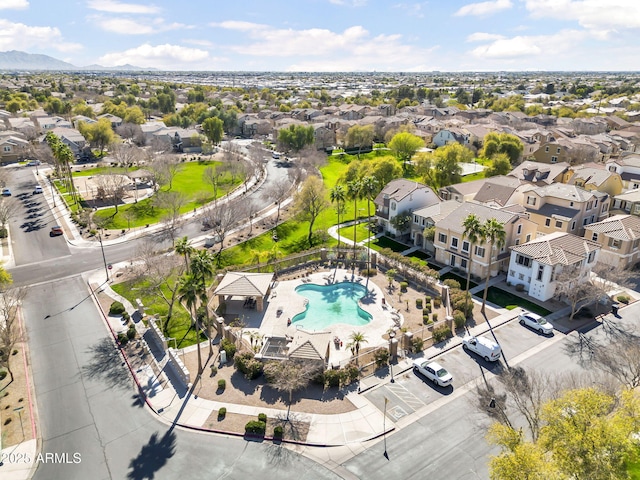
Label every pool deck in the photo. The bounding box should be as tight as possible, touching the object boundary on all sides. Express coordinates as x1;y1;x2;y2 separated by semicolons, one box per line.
226;269;402;367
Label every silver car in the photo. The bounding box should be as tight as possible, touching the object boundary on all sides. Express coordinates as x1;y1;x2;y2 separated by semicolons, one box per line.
412;359;453;387
518;310;554;335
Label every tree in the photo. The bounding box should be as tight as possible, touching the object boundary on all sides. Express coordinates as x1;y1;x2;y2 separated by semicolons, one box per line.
360;176;378;284
0;286;26;383
154;191;187;245
481;132;524;165
388;131;424;170
348;331;368;360
433;143;471;188
201;117;224;145
347;179;363;269
190;249;216;357
149;155;183;191
263;359;322;420
293;175;329;248
554;267;600;320
94;173;128;213
203;165;223;204
484;153;512;177
462;214;483;318
174;236;194;273
389;210;412;235
262;177;291;227
329;185;347;250
0;197;19;233
277;124;315;152
78;118;116;154
344;124;375;158
414;152;436;187
178;273;205;375
480;218;506;315
201;201;240;261
111;143;143;167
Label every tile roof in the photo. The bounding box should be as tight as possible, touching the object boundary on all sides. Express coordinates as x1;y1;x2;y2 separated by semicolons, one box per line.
213;272;274;297
586;214;640;241
436;202;520;232
511;231;599;266
523;183;595;202
413;200;460;223
374;178;436;203
526;203;580;221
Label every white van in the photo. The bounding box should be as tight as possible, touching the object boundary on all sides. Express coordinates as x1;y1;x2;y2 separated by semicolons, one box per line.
462;335;501;362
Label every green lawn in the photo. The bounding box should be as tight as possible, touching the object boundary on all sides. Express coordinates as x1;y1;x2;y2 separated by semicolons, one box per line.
337;223;373;243
111;278;206;348
92;161;239;229
461;171;485;183
72;166;138;177
440;270;478;291
482;286;552;316
371;235;411;253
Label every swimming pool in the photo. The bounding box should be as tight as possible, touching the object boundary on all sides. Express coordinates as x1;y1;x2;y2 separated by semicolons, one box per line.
291;282;372;330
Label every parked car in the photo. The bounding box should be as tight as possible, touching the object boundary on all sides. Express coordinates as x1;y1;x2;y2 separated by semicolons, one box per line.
462;335;502;362
50;225;63;237
26;160;41;166
272;152;280;159
2;188;11;196
518;310;554;335
412;359;453;387
33;185;43;194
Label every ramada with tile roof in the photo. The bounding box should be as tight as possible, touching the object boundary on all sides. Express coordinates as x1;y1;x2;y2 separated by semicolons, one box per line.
507;232;600;302
583;214;640;269
213;272;274;312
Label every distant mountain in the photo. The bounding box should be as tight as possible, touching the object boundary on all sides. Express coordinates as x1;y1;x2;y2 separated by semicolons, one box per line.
0;50;155;71
0;50;77;70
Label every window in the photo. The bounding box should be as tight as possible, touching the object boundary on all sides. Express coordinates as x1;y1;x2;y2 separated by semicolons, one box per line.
2;146;10;152
517;224;522;234
551;156;558;163
526;234;531;242
545;218;551;227
609;238;622;249
587;251;596;263
634;239;640;249
516;254;531;267
571;221;576;230
451;237;458;249
587;201;593;210
438;233;447;243
634;183;640;190
475;246;485;257
592;232;598;242
555;220;563;228
545;146;549;152
527;196;537;206
510;270;515;277
450;255;456;267
556;147;561;154
570;201;574;207
608;165;616;172
537;265;544;281
462;241;469;253
515;239;520;245
391;201;396;211
413;215;419;224
583;218;589;226
461;259;467;269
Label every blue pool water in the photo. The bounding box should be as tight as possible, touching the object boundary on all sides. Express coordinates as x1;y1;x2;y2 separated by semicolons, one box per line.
291;282;372;330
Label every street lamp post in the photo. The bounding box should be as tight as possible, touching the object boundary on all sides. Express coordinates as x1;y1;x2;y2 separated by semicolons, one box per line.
98;234;110;282
389;331;395;383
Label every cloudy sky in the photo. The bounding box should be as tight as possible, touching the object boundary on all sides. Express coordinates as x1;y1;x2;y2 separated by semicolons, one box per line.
1;0;639;71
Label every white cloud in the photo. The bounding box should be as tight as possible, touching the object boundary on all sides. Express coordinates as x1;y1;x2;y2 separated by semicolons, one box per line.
393;3;427;18
98;43;210;69
468;29;587;59
210;22;437;71
0;0;29;10
524;0;640;37
466;32;505;42
86;0;161;14
0;19;82;52
454;0;512;17
328;0;368;6
94;16;190;34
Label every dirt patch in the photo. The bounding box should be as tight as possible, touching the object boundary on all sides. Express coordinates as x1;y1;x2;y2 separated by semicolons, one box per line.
202;409;310;442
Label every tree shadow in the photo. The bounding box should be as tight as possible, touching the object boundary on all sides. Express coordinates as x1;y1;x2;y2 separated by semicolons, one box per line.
126;429;176;480
229;369;262;396
81;337;131;390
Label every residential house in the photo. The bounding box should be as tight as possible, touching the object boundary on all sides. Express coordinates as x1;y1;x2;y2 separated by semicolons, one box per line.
508;160;570;186
432;127;470;147
6;117;36;137
35;115;71;131
312;123;335;151
0;133;29;163
433;202;537;280
471;176;523;208
566;164;623;196
411;200;460;252
140;121;167;144
522;183;609;237
97;113;123;129
605;155;640;191
72;115;97;129
610;189;640;217
584;214;640;269
439;176;520;204
507;232;600;301
47;127;88;158
532;138;577;164
374;179;440;236
170;128;202;154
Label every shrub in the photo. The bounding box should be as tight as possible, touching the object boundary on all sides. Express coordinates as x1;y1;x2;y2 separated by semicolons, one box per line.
209;365;218;376
323;369;342;388
126;326;136;340
258;413;267;423
373;348;390;368
423;303;431;313
423;315;430;325
345;364;360;383
432;325;451;343
433;297;442;308
234;352;263;379
218;407;226;419
411;337;424;353
0;227;7;239
109;301;126;315
360;268;377;277
0;371;7;381
425;295;432;304
443;279;461;290
515;284;525;292
217;379;226;391
220;339;237;360
617;295;630;304
117;332;129;346
416;298;423;309
432;313;438;322
453;310;466;329
273;426;284;439
122;311;130;322
399;281;408;292
245;420;266;435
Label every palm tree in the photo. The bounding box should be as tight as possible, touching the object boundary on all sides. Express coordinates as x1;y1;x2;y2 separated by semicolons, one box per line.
191;250;216;357
346;179;362;275
174;236;194;273
480;218;506;315
462;213;483;318
178;273;205;375
360;176;379;288
329;185;347;251
348;331;368;363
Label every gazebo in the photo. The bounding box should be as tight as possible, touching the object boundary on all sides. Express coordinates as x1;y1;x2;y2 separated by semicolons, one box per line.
213;272;274;312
